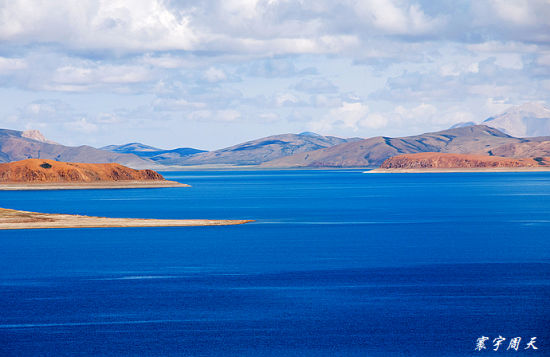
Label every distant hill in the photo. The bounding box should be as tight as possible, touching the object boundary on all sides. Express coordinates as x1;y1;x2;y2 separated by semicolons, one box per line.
483;102;550;137
0;159;165;183
261;125;550;168
169;132;359;166
0;129;157;169
101;142;163;154
101;142;206;165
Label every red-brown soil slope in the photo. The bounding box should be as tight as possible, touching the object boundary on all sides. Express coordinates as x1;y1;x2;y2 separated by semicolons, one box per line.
379;152;550;169
0;159;165;183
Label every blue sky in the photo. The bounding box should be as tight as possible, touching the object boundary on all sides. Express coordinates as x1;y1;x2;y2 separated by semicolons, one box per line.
0;0;549;150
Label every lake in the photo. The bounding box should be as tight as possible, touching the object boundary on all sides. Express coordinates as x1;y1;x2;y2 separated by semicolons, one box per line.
1;170;549;356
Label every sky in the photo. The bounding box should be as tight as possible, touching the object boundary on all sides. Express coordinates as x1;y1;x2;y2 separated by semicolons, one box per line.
0;0;549;150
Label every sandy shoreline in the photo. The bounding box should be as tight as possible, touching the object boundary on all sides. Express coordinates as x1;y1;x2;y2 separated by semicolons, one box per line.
0;207;253;230
367;167;550;173
0;180;190;190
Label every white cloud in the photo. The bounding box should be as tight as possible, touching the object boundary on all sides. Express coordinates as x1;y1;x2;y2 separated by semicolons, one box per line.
310;102;442;134
0;56;27;73
153;98;207;111
472;1;550;43
259;112;279;122
536;52;550;67
275;93;299;107
395;103;437;121
217;109;241;121
0;0;198;52
17;100;73;122
466;41;539;54
53;64;150;85
204;67;227;82
354;0;444;35
64;117;98;133
334;102;370;129
311;102;370;132
489;0;538;26
189;109;241;122
0;0;444;59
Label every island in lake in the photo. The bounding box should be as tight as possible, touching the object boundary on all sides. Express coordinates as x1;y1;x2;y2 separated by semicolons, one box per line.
0;159;252;229
0;159;189;190
370;152;550;173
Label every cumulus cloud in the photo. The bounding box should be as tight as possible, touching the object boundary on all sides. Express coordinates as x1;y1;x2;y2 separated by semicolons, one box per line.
0;0;198;52
353;0;445;36
310;102;372;132
0;0;485;58
64;117;99;134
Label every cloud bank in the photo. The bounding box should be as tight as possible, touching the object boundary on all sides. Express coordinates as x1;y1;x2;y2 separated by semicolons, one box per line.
0;0;549;149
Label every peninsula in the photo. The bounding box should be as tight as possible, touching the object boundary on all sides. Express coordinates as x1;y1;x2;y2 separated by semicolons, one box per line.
0;207;253;230
369;152;550;173
0;159;189;190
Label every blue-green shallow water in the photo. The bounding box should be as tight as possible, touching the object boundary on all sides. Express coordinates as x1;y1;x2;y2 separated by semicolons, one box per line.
0;170;549;356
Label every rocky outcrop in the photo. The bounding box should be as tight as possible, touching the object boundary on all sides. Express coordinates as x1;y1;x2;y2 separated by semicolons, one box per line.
21;130;57;144
379;152;550;169
0;159;165;183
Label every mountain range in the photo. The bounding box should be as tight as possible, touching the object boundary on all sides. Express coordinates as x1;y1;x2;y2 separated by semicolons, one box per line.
164;132;359;166
1;103;549;169
261;125;549;168
0;129;155;169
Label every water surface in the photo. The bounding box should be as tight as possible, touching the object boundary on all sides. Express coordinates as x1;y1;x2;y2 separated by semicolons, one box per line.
1;170;549;356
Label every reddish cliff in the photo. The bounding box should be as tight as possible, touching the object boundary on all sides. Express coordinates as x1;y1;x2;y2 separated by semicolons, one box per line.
0;159;165;183
380;152;550;169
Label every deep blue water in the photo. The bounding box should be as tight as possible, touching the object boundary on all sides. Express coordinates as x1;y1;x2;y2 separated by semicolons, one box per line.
0;170;549;356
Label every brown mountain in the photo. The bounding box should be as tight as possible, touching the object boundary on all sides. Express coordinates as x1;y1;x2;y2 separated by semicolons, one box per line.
378;152;550;169
0;129;157;169
0;159;165;183
261;125;550;168
172;132;359;166
488;138;550;157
